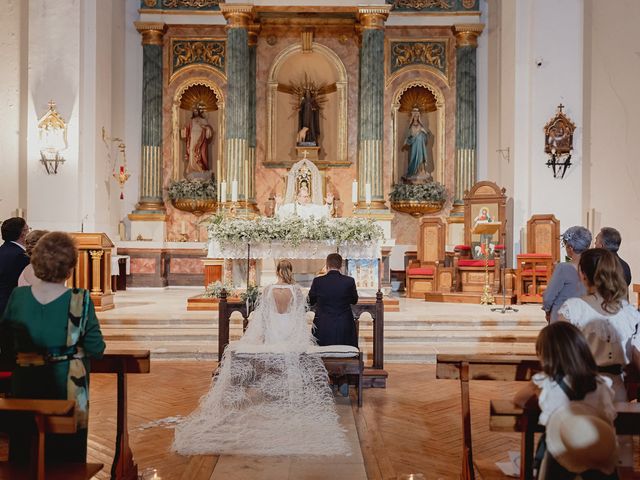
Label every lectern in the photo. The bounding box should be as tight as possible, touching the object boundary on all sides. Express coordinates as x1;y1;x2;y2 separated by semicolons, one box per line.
471;222;501;305
69;233;115;311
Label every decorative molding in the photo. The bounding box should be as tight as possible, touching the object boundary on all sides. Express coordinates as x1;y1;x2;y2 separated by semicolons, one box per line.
390;41;447;75
357;6;392;29
134;21;166;46
386;0;479;12
452;24;484;48
169;38;225;79
220;4;254;28
140;0;220;10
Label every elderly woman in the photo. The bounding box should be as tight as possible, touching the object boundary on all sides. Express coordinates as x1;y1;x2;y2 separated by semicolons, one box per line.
17;229;48;287
542;225;592;322
0;232;105;462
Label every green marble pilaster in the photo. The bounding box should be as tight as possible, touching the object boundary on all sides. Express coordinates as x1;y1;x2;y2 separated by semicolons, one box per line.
247;32;257;203
134;22;166;213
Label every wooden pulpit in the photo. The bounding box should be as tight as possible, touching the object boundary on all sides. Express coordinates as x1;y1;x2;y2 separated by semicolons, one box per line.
69;233;115;311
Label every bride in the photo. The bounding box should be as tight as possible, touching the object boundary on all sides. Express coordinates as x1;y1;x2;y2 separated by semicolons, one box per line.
173;260;349;456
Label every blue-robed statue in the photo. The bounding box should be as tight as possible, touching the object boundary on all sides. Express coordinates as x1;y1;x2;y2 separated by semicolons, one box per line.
402;108;434;182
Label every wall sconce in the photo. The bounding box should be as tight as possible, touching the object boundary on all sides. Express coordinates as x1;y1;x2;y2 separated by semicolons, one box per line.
543;103;576;179
102;127;131;199
37;101;68;174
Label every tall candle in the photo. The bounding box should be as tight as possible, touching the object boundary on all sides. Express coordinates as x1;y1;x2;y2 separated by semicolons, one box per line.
352;180;358;204
220;180;227;203
231;180;238;203
365;183;372;205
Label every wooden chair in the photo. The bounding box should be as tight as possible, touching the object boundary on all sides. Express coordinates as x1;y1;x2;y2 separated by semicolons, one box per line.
406;217;449;298
0;399;103;480
452;182;507;296
516;215;560;304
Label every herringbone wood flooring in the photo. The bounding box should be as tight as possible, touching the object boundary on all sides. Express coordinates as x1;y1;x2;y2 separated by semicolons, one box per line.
81;362;523;480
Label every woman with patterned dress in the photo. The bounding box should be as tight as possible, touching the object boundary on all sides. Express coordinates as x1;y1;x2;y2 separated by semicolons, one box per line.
0;232;105;462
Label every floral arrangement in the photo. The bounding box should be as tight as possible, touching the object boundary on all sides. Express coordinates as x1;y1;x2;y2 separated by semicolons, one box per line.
207;215;384;248
389;181;446;203
167;178;217;200
204;281;261;308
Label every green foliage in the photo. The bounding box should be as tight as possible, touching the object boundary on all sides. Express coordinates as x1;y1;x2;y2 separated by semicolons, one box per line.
167;178;217;200
388;182;446;203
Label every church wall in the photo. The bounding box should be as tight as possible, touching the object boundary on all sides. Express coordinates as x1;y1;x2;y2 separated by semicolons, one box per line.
0;0;24;220
585;0;640;285
255;24;360;217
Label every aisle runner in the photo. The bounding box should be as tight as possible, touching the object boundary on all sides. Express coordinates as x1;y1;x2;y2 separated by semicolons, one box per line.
209;398;366;480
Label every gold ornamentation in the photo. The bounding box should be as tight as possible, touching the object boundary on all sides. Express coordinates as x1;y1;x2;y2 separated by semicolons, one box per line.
395;0;451;10
102;128;131;199
172;40;225;75
220;4;254;29
462;0;476;8
390;200;444;217
399;86;437;113
543;104;575;156
134;22;166;46
452;24;484;48
144;0;158;7
163;0;219;8
179;84;219;112
266;35;277;46
301;29;313;53
172;198;217;216
391;41;446;73
357;6;391;30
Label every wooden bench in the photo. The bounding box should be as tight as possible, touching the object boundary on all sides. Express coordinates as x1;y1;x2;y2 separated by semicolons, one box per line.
0;398;103;480
490;400;640;480
92;350;150;480
436;354;542;480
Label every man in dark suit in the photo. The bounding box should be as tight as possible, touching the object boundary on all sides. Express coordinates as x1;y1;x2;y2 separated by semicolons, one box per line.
0;217;30;315
595;227;632;286
309;253;359;347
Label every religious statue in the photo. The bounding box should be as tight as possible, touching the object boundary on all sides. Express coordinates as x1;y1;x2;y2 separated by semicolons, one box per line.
402;108;434;183
275;157;334;219
278;75;336;147
181;103;214;176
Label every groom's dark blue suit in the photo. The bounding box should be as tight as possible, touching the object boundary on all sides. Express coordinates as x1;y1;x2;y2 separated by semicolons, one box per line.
308;270;359;347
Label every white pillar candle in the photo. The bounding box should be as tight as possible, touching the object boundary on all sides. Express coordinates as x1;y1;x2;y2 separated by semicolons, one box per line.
231;180;238;203
365;183;372;205
352;180;358;204
220;181;227;203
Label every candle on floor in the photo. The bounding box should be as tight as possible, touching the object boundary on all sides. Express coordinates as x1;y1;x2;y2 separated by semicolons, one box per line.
220;180;227;204
352;180;358;204
365;183;372;205
231;180;238;203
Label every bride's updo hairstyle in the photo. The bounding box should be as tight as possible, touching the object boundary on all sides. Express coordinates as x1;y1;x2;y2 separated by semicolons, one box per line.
276;260;295;284
579;248;627;314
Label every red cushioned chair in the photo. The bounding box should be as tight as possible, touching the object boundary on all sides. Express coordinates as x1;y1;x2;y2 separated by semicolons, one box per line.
515;214;560;304
406;217;447;298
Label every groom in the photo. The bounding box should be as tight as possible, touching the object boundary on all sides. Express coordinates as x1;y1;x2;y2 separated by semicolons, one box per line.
308;253;359;347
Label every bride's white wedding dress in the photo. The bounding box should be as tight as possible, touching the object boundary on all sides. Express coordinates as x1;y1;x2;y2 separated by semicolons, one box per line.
173;283;349;456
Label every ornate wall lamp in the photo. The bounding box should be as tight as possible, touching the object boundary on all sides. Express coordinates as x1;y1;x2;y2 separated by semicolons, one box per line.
37;101;68;174
544;104;576;179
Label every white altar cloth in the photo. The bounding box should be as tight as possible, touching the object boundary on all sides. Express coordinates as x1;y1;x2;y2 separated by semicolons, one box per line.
207;240;381;260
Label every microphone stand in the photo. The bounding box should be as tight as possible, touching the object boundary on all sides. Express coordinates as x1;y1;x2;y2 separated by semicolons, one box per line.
491;219;518;313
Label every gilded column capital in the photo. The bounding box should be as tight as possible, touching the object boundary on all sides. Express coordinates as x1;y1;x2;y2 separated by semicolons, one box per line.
134;21;166;46
452;24;484;48
220;4;254;29
357;6;391;30
248;23;261;47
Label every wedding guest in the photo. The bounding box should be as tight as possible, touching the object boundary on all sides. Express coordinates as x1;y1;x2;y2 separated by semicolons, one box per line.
0;217;30;315
542;226;592;322
0;232;105;462
595;227;631;286
17;229;49;287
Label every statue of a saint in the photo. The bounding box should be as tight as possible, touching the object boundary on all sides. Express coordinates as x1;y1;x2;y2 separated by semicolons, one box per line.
181;103;214;175
402;108;434;183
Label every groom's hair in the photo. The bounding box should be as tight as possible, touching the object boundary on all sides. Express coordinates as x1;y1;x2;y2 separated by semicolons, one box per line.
326;253;343;270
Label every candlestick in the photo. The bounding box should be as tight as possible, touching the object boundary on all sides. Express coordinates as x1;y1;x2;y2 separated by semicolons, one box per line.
352;180;358;205
365;183;372;205
231;180;238;203
220;180;227;204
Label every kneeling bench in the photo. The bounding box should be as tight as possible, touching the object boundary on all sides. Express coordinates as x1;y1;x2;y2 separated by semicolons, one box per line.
228;343;364;407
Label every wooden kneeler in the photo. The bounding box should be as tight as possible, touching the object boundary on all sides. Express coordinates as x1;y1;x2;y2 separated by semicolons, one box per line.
0;398;103;480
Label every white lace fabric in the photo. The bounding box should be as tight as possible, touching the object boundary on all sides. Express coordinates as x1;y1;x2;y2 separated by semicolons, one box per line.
173;284;350;456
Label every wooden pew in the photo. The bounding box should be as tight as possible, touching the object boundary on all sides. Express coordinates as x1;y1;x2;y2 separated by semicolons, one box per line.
490;400;640;480
0;398;103;480
92;350;150;480
436;354;542;480
218;289;387;388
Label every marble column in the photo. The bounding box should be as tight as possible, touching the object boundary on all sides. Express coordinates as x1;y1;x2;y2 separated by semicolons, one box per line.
220;5;256;214
357;6;391;211
247;23;260;204
452;24;484;205
133;22;166;214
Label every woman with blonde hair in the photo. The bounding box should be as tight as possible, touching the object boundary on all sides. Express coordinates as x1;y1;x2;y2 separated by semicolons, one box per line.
174;259;348;457
17;229;49;287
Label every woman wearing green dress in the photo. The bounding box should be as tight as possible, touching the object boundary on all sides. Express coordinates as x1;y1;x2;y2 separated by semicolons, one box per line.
0;231;105;462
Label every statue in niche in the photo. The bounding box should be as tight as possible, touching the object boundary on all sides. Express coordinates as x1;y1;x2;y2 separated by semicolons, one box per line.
278;74;336;147
402;107;434;183
181;102;214;176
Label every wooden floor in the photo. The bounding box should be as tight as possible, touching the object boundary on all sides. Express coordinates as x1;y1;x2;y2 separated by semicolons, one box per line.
83;362;524;480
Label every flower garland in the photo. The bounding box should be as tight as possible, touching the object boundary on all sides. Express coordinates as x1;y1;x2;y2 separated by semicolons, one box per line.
207;215;384;248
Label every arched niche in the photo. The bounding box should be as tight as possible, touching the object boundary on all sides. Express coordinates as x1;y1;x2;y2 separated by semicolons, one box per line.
391;78;445;185
266;42;348;167
171;77;225;182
